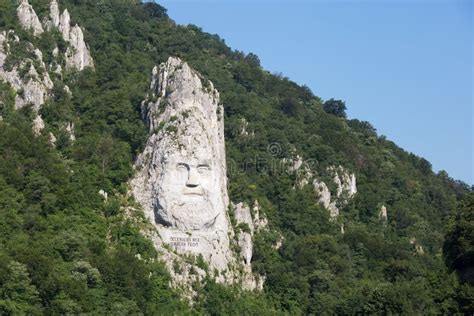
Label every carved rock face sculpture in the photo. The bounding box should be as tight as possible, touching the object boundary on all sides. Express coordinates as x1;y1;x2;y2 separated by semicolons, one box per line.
131;57;232;271
131;58;265;290
155;133;222;231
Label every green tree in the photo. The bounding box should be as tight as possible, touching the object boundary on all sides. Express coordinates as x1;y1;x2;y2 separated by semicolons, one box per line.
323;98;347;118
0;260;41;315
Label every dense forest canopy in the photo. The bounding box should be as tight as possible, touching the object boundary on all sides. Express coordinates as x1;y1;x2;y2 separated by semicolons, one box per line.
0;0;472;314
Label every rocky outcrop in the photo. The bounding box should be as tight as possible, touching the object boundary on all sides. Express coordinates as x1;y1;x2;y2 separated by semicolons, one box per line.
409;237;424;255
313;179;339;218
233;202;254;265
46;1;94;71
0;31;53;112
32;115;45;135
2;0;93;136
286;155;314;188
54;4;94;71
49;0;60;28
65;25;94;70
239;117;254;137
313;166;357;219
58;7;70;39
288;155;303;173
329;165;357;199
17;0;44;36
131;57;262;293
233;200;267;265
286;154;357;219
65;122;75;142
379;205;388;222
232;201;266;290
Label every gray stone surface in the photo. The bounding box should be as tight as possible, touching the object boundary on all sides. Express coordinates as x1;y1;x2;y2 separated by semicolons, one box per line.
313;166;357;219
131;57;232;277
131;57;264;292
17;0;44;36
0;31;53;112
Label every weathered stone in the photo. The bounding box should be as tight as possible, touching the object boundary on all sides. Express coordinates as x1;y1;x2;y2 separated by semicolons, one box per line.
49;132;57;146
232;201;266;290
98;189;108;201
329;165;357;199
32;115;45;135
59;9;71;41
131;57;233;278
289;155;303;173
253;200;268;231
233;202;254;265
272;234;284;250
312;166;357;219
379;205;388;222
65;122;75;141
49;0;60;28
0;31;53;112
65;25;94;70
17;0;44;36
286;154;313;188
313;179;339;218
409;237;425;255
44;4;95;71
131;57;264;292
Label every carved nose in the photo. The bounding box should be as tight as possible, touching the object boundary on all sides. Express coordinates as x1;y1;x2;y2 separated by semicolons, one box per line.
186;169;200;188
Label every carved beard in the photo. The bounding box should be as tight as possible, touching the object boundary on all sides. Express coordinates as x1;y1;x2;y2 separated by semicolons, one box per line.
155;191;219;231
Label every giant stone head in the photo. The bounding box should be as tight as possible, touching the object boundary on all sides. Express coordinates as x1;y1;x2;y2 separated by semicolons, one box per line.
133;57;228;233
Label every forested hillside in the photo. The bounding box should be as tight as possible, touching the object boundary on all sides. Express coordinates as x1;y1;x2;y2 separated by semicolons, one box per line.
0;0;472;314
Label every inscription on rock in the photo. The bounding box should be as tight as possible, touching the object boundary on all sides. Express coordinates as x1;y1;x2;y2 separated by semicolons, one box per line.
169;236;200;248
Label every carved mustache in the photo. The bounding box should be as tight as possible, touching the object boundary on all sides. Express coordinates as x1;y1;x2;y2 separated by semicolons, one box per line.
182;187;206;196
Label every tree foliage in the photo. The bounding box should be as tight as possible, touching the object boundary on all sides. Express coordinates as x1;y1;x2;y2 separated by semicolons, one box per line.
0;0;471;314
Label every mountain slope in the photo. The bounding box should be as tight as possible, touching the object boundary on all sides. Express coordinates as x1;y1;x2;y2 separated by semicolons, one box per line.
0;0;471;314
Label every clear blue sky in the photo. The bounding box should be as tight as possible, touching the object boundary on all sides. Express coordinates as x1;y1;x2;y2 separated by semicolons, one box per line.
157;0;473;184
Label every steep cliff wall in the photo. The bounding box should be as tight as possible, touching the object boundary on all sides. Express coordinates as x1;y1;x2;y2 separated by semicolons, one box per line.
0;0;93;135
131;57;263;294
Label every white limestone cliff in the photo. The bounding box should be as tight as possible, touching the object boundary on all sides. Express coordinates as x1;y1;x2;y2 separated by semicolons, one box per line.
285;154;357;219
17;0;44;36
1;0;91;139
329;165;357;199
233;201;267;264
0;31;53;113
131;57;263;293
49;0;60;28
286;155;313;188
46;1;94;71
58;8;70;40
65;25;94;70
313;166;357;219
313;179;340;218
232;201;266;290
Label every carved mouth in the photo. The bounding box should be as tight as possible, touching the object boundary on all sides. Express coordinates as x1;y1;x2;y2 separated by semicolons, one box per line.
182;188;205;196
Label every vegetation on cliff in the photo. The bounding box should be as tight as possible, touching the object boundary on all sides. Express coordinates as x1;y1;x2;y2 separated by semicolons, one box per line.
0;0;471;314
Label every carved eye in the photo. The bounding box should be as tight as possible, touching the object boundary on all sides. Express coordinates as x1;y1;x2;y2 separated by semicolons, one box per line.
176;163;187;172
197;165;210;173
